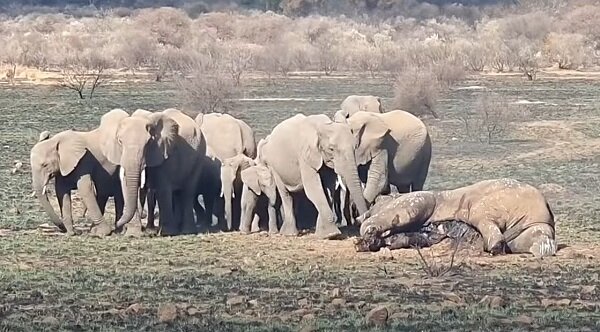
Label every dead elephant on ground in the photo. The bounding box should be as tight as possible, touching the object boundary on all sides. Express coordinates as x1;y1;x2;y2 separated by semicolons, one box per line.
356;179;557;258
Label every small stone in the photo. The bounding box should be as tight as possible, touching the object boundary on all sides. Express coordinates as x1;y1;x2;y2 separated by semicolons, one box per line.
227;295;247;306
292;308;311;317
298;298;310;308
125;303;144;314
515;314;534;324
581;285;596;294
331;298;346;308
157;303;178;323
541;298;571;308
248;299;259;307
354;301;366;309
41;316;60;326
442;292;464;304
389;312;410;320
302;313;316;321
244;309;255;316
331;288;341;298
479;295;505;309
186;307;200;316
365;306;388;327
210;267;233;277
298;323;317;332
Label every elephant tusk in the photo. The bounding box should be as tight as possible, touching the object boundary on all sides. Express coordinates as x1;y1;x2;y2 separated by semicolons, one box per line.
42;185;48;195
219;188;224;198
335;175;346;191
232;190;235;199
30;191;37;198
119;167;125;185
382;230;391;238
141;168;146;189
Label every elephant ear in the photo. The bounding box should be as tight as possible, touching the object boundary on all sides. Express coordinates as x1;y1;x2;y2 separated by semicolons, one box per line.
301;126;323;170
99;109;129;165
195;113;204;127
352;114;390;165
241;167;262;195
147;113;179;167
376;97;384;112
56;131;87;176
38;131;51;142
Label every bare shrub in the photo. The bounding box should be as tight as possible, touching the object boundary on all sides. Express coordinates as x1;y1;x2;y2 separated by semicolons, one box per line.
414;235;465;278
393;67;441;118
175;63;239;114
463;41;488;72
224;44;254;86
460;93;521;144
507;38;544;80
544;32;588;69
135;7;191;49
59;52;111;99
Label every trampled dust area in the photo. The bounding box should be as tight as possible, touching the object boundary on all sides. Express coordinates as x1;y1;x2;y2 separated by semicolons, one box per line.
1;232;600;331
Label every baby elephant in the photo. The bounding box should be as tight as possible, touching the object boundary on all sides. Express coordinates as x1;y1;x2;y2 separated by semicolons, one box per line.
358;179;557;258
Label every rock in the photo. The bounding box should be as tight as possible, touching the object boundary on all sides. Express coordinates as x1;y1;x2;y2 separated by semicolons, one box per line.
41;316;60;326
581;285;596;294
442;292;465;304
292;308;311;317
125;303;144;314
479;295;505;309
302;313;316;321
248;299;259;307
210;267;233;277
389;312;410;320
541;298;571;308
331;298;346;308
227;295;248;306
365;306;388;327
244;309;255;316
157;303;178;323
187;307;205;316
331;288;341;298
515;314;534;324
298;298;310;308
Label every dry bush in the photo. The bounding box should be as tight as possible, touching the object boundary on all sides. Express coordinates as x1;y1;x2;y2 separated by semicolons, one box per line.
175;63;239;114
135;7;191;49
59;52;112;99
393;67;441;119
544;32;588;69
460;93;522;144
223;44;254;86
507;38;544;80
414;236;465;278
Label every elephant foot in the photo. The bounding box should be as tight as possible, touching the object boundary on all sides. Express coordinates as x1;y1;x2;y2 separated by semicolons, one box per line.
315;222;342;240
124;225;144;238
66;229;82;236
250;215;261;233
89;221;113;238
488;241;507;256
159;226;180;237
180;226;198;235
144;226;159;236
279;222;299;237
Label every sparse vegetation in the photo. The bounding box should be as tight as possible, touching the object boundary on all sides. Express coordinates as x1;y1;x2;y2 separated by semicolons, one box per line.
460;93;522;144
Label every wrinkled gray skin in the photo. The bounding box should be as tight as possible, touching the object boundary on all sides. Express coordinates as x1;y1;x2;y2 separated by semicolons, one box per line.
106;108;206;236
29;112;126;236
334;95;383;122
195;113;256;231
239;160;280;234
358;179;557;258
260;114;368;239
333;110;432;225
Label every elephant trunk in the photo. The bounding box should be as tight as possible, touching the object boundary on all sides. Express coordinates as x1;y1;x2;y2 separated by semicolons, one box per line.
339;155;369;216
222;180;234;231
239;185;258;234
32;178;66;232
116;164;142;228
363;152;389;204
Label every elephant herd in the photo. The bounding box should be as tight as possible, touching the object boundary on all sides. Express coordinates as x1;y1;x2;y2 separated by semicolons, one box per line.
30;95;557;258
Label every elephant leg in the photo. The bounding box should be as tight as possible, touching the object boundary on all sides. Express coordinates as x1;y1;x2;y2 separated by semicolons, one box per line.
96;195;108;215
507;224;556;258
267;199;279;234
180;190;199;235
250;214;261;233
301;168;341;240
56;181;76;236
276;180;298;236
114;188;124;225
193;196;209;232
124;208;144;237
471;218;506;255
157;188;177;236
79;176;112;237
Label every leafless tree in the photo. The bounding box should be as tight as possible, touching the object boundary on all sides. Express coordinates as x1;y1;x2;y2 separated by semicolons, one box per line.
59;54;110;99
460;93;520;144
224;45;254;86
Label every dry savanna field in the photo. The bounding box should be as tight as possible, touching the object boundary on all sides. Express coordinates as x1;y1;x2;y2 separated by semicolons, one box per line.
1;67;600;331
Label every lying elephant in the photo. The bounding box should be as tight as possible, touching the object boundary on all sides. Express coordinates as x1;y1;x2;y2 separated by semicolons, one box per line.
358;179;557;258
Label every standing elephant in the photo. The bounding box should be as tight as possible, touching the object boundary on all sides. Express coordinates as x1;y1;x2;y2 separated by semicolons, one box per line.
334;95;383;122
343;110;432;205
239;160;280;234
107;108;206;236
29;110;127;236
260;114;368;239
358;179;557;258
195;112;256;231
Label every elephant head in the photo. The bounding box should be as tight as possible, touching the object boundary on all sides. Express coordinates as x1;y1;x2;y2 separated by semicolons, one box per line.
337;95;383;122
101;109;179;228
220;154;255;230
239;163;276;233
346;112;391;204
307;115;369;216
30;130;87;232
